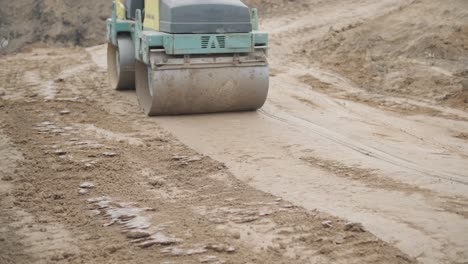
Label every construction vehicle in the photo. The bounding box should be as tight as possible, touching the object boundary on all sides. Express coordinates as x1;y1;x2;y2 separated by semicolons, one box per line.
106;0;269;116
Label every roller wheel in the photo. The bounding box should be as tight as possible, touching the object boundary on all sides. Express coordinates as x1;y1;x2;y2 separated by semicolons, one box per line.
107;35;135;90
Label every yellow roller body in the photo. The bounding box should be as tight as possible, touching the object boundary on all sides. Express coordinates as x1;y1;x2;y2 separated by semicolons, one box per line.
143;0;159;31
116;0;126;19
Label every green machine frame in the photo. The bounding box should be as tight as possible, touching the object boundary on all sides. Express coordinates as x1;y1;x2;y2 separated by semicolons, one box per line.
106;2;269;65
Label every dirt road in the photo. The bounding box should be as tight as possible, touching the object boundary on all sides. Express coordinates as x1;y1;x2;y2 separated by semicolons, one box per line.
1;0;467;263
0;48;414;264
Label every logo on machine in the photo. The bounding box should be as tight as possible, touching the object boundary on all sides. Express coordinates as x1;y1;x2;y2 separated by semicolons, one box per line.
207;36;220;49
201;36;226;49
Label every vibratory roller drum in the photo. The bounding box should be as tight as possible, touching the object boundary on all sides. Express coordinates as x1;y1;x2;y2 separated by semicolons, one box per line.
135;53;269;115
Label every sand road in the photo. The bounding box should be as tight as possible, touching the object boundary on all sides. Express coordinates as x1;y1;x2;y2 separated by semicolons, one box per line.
1;0;467;263
86;0;468;263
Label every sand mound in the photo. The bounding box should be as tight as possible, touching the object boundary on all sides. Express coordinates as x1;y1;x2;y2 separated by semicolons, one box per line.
0;1;110;53
306;0;468;108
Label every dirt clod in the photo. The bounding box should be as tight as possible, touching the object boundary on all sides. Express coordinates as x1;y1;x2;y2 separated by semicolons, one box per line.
334;235;345;244
344;222;365;232
105;244;123;254
52;193;64;200
102;152;118;157
200;255;220;263
231;232;241;239
148;178;165;187
461;80;468;92
79;182;95;189
1;175;13;181
54;149;67;155
187;248;208;255
160;247;185;256
126;231;150;239
321;220;333;228
318;245;333;255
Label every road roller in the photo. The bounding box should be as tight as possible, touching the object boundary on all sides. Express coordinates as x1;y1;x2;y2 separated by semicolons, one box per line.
106;0;269;115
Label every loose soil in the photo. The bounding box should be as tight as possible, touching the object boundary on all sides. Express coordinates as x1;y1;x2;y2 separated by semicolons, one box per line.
0;48;413;263
1;0;468;264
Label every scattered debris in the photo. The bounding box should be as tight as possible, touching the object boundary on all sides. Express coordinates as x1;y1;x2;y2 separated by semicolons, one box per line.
318;245;333;255
197;205;294;226
206;243;236;253
178;161;189;167
53;149;67;155
226;246;236;253
161;247;185;256
187;248;208;255
231;232;241;239
321;220;333;228
200;255;222;263
187;156;203;162
55;96;81;102
333;235;345;244
344;222;365;232
217;163;227;170
258;208;274;216
232;215;259;223
78;182;95;195
80;182;95;189
118;214;136;221
105;244;123;254
71;141;105;150
102;152;118;157
1;175;13;181
171;155;188;161
455;133;468;140
461;79;468;92
171;154;203;163
146;232;181;246
279;242;286;250
126;231;151;239
148;178;165;187
103;220;115;227
88;197;181;249
51;128;65;134
52;193;64;200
